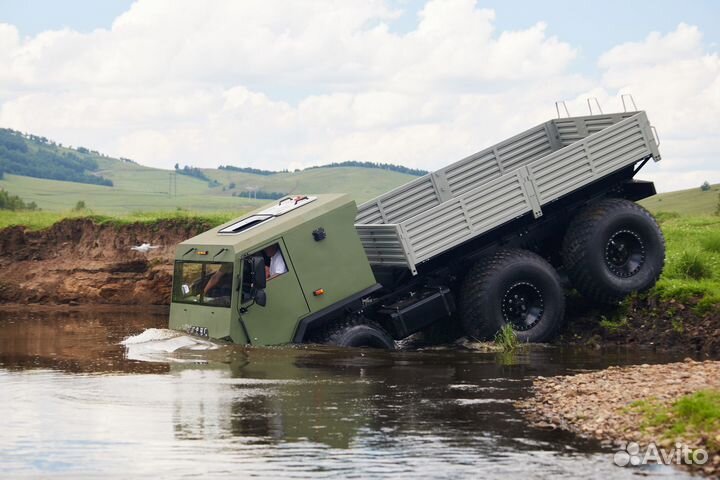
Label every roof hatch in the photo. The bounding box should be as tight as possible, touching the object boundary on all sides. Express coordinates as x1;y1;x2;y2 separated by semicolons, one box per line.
218;195;317;235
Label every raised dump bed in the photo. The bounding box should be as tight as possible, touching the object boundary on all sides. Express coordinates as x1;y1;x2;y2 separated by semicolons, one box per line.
356;111;661;274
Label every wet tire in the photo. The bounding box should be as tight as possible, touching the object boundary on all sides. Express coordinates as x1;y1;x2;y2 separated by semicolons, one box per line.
562;198;665;304
460;249;565;343
320;317;396;350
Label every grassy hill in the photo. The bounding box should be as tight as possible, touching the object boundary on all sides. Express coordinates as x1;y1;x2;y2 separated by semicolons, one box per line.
0;132;419;214
0;129;113;186
203;167;415;203
640;183;719;216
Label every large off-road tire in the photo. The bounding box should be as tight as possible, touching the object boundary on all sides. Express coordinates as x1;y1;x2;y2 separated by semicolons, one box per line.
562;198;665;304
460;249;565;343
319;317;396;350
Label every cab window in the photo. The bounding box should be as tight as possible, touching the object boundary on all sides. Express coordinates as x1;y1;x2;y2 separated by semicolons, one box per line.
258;243;288;281
172;261;233;307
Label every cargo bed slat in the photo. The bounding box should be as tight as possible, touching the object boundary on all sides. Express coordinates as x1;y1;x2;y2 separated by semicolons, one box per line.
356;111;659;274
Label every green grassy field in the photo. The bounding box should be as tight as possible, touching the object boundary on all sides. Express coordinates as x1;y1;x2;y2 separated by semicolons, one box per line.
0;209;242;231
640;183;720;215
203;167;415;203
651;214;720;308
0;158;416;215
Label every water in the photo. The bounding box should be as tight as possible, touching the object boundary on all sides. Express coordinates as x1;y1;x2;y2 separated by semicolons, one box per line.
0;307;699;479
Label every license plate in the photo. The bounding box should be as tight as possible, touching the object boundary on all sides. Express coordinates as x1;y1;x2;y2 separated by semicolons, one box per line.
187;326;209;338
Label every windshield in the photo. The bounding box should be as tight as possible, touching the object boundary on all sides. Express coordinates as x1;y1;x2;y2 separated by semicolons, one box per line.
172;261;234;307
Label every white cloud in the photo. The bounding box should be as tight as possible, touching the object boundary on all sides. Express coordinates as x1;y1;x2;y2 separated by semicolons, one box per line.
593;23;720;191
0;1;718;192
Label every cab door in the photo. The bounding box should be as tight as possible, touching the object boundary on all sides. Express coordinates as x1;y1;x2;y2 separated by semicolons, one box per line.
240;239;310;345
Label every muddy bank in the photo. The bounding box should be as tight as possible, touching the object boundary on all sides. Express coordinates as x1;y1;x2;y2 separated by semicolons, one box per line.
0;218;214;305
517;359;720;476
558;294;720;356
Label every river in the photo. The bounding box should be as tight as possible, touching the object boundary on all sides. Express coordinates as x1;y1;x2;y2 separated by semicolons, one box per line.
0;307;698;478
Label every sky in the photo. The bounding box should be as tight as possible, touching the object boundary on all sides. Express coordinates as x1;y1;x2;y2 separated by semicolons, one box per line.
0;0;719;192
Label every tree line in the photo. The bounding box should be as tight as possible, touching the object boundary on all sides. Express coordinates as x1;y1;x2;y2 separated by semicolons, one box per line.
232;190;286;199
219;160;428;177
306;160;428;176
218;165;284;176
174;164;210;182
0;129;113;186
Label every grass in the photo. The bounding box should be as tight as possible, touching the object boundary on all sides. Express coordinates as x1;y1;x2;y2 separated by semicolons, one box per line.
672;250;713;280
599;314;629;334
631;390;720;450
0;161;416;215
0;209;242;231
495;324;519;351
651;215;720;307
204;166;417;204
640;183;720;216
700;231;720;253
0;173;263;215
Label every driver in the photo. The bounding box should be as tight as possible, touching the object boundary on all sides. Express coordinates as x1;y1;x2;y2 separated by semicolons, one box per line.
263;244;287;279
203;263;233;296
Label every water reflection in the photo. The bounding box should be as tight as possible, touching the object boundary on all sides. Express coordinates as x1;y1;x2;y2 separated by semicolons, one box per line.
0;308;696;479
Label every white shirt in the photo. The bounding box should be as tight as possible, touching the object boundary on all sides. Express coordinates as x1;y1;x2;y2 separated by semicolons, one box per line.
269;250;287;276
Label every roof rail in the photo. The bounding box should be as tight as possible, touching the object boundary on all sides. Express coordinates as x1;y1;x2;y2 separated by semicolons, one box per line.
554;101;571;118
587;97;604;115
621;94;638;112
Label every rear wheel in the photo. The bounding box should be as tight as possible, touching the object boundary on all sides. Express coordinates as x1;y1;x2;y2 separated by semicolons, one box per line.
319;316;396;350
460;249;565;343
562;198;665;304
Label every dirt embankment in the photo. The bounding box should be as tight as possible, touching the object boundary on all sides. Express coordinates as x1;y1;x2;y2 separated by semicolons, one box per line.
558;294;720;357
0;218;213;305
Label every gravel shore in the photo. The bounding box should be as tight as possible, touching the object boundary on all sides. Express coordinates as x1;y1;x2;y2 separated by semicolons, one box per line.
517;359;720;476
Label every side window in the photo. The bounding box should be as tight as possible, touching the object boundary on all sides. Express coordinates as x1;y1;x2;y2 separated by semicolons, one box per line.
256;243;288;281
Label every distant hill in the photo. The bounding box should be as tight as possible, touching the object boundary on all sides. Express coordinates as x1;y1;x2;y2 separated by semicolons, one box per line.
219;160;428;177
0;128;420;214
0;128;113;186
640;182;720;216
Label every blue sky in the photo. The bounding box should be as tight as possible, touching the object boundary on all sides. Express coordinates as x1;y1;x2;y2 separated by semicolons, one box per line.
0;0;718;191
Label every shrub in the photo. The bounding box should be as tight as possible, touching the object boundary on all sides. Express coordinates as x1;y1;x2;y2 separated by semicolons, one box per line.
701;181;711;191
0;189;38;211
673;249;712;280
73;200;86;211
494;324;519;351
700;231;720;253
654;211;680;223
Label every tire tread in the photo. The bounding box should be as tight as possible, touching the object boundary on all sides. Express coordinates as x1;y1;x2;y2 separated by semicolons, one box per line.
460;249;564;341
562;198;665;303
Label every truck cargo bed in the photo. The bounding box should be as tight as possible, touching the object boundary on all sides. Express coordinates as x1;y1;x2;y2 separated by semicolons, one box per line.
355;111;661;274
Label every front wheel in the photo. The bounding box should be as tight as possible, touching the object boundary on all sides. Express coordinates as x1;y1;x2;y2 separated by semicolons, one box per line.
460;249;565;343
562;198;665;304
319;316;396;350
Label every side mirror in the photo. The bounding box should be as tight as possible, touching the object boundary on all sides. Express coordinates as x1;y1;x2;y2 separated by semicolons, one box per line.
254;288;267;307
250;256;266;290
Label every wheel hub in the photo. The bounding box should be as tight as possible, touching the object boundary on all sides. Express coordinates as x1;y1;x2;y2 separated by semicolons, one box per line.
501;282;544;331
605;230;645;278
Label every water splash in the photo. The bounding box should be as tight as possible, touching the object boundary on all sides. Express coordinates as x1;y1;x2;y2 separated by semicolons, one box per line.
121;328;221;362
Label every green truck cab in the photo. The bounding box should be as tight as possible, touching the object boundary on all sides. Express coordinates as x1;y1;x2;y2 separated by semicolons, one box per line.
170;109;666;348
170;194;380;345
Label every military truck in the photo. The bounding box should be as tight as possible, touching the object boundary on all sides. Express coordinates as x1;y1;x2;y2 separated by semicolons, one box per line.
169;109;664;348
